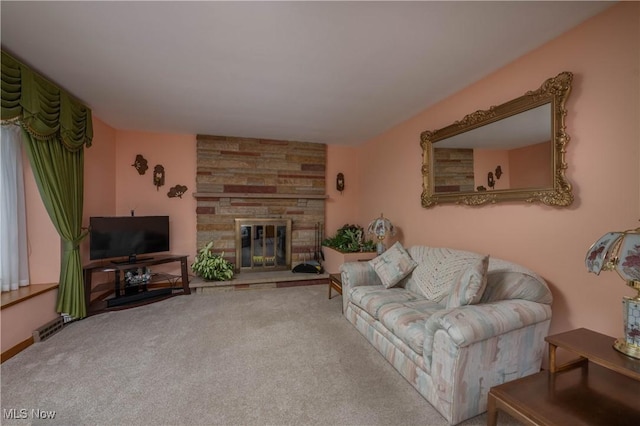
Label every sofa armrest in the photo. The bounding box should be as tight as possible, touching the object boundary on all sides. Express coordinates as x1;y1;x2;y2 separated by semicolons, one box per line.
340;261;381;313
423;300;552;364
340;261;381;289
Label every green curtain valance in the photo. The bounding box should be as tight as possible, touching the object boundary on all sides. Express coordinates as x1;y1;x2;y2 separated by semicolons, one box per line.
1;50;93;151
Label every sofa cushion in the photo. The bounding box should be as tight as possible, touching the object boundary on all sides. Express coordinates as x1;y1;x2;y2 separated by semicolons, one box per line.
378;299;444;355
369;242;418;288
404;246;486;302
445;255;489;308
349;286;418;319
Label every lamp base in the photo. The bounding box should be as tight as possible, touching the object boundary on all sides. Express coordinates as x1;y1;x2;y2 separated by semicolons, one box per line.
613;338;640;360
619;296;640;359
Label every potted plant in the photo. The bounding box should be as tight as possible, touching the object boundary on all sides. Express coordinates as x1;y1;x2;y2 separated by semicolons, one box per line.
322;224;376;253
322;224;377;274
192;241;235;281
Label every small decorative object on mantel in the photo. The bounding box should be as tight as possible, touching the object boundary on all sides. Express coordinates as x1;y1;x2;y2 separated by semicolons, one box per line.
367;213;397;255
336;173;345;194
153;164;165;191
168;185;188;198
132;154;148;175
585;227;640;359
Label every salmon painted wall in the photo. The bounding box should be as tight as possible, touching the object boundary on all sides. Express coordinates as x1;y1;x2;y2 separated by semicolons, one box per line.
81;117;118;259
509;142;552;188
114;130;197;274
325;144;363;237
23;149;59;284
355;2;639;339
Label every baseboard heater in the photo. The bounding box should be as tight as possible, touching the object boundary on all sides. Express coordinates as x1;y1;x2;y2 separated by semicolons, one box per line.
107;288;172;308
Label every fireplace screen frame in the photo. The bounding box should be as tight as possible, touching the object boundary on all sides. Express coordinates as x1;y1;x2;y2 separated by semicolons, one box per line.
234;218;292;272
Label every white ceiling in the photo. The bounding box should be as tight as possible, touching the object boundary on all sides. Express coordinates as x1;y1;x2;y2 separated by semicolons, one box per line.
1;1;613;146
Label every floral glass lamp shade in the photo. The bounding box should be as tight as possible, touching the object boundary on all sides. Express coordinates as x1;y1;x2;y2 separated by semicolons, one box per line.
367;213;396;255
585;227;640;359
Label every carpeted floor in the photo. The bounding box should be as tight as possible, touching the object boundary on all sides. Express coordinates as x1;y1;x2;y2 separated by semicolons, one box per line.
1;286;518;425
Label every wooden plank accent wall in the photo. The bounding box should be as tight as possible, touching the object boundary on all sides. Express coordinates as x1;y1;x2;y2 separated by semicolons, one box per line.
195;135;326;267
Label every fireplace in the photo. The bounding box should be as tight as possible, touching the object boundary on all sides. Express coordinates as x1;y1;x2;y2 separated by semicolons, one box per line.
235;218;292;272
196;135;326;271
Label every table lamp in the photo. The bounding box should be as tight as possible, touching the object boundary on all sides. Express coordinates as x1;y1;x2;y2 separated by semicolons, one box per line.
367;213;396;255
585;227;640;359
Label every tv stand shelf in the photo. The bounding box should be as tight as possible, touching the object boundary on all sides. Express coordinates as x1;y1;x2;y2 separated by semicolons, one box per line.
83;254;190;315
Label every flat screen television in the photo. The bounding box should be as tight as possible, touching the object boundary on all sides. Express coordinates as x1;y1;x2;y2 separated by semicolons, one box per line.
89;216;170;263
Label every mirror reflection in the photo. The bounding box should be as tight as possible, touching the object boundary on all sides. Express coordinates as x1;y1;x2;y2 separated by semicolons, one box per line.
433;103;552;193
421;72;574;207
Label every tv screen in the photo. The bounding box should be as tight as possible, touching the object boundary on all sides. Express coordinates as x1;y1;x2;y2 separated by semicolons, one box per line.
89;216;170;262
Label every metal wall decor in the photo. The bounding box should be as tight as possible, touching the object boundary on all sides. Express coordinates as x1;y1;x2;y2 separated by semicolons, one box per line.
153;165;165;191
336;173;345;193
132;154;148;175
168;185;188;198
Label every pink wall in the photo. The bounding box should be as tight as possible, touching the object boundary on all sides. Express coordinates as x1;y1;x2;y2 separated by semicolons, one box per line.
81;117;117;260
354;2;639;340
24;150;60;284
325;144;363;236
114;130;197;272
1;290;58;354
509;142;551;188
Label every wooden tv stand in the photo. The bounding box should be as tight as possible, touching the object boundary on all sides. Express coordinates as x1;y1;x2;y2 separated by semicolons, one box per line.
83;254;190;315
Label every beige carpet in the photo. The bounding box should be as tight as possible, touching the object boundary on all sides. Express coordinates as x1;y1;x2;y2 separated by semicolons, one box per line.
1;286;518;425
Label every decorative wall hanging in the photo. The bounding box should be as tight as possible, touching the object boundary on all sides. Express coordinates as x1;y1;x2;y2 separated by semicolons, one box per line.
487;172;495;189
336;173;345;193
495;165;503;180
132;154;148;175
168;185;188;198
153;165;165;191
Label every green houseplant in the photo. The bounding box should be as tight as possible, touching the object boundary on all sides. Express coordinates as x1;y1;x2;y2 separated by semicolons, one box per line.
322;224;376;253
192;241;235;281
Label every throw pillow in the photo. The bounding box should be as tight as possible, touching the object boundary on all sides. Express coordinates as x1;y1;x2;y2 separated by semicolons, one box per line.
445;255;490;309
369;242;418;288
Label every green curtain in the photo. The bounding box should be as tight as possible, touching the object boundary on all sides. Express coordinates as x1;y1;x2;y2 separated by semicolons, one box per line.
1;50;93;318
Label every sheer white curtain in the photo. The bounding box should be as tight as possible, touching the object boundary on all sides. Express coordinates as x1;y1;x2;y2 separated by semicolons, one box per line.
1;124;30;292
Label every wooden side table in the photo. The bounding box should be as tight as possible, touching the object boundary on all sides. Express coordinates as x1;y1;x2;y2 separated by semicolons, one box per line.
487;328;640;425
328;273;342;299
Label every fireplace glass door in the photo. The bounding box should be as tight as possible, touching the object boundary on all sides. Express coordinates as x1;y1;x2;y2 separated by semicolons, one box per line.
235;219;291;272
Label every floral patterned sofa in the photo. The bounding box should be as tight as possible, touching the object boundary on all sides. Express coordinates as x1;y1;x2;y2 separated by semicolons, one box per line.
340;243;552;425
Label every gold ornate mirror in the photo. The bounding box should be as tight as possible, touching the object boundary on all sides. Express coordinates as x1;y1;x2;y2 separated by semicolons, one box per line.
421;72;573;207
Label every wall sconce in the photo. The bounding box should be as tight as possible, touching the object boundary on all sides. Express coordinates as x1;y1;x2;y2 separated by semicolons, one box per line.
487;172;495;189
336;173;345;194
153;165;165;191
487;166;502;189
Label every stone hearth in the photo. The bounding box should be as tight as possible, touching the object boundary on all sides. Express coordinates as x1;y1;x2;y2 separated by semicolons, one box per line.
189;270;329;293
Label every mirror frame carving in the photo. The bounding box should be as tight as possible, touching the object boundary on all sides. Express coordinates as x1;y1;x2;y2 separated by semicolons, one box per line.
420;71;574;207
